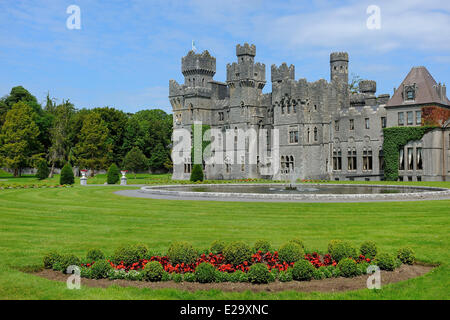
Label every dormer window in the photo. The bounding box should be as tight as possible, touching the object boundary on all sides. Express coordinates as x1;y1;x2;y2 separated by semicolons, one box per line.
406;90;414;100
404;84;416;101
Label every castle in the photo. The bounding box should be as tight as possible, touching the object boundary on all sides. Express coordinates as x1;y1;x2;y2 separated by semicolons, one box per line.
169;43;450;181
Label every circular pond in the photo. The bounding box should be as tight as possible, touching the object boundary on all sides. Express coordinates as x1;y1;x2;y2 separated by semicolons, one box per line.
137;183;450;202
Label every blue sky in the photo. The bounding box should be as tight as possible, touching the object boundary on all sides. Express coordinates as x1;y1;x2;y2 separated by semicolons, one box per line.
0;0;449;113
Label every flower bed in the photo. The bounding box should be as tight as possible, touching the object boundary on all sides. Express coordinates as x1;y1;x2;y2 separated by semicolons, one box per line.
42;240;416;284
0;184;73;190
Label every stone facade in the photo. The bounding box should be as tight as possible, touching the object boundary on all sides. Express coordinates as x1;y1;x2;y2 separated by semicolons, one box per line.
169;43;450;181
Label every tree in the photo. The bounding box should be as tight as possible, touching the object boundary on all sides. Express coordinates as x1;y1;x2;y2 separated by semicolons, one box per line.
48;100;75;177
0;101;42;176
60;163;75;185
190;164;204;182
107;163;120;184
149;143;170;171
36;159;50;180
73;112;112;176
122;147;148;178
349;73;362;93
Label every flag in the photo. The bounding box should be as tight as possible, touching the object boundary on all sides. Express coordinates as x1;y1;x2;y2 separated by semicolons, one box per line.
192;40;197;52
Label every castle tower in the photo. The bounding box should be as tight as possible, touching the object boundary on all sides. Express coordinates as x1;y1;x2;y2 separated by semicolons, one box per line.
271;63;295;83
330;52;349;84
181;50;216;88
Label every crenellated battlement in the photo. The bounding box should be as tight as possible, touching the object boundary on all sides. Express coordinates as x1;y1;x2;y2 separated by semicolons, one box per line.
359;80;377;94
182;50;216;76
271;63;295;82
330;52;349;62
236;43;256;57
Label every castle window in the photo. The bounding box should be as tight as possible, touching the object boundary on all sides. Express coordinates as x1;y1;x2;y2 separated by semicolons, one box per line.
307;128;310;143
363;149;373;171
241;155;245;172
399;149;405;170
219;112;224;121
289;126;299;144
347;149;357;171
349;119;354;130
417;148;423;170
379;150;385;171
333;149;342;171
407;111;413;125
406;89;415;100
407;148;414;170
314;127;318;141
202;78;205;86
335;120;339;131
381;117;386;128
398;112;404;126
415;111;422;125
365;118;370;129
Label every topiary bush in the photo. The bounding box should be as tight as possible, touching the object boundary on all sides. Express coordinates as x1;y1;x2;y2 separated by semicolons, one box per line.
210;240;226;255
107;163;120;184
337;258;358;278
86;248;105;261
167;241;197;265
313;268;325;280
143;261;164;282
278;242;304;263
278;269;293;282
374;252;396;271
223;241;252;266
36;159;50;180
195;262;216;283
360;241;378;259
90;260;113;279
60;163;74;185
397;247;415;265
183;272;196;282
190;164;204;182
254;240;271;253
229;270;248;283
292;259;315;281
43;251;62;269
247;263;271;284
328;240;357;262
289;238;305;249
111;243;148;265
60;253;81;274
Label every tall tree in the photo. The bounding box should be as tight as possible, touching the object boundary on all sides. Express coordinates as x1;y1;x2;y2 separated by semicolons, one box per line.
48;100;75;177
73;112;112;176
122;147;148;178
0;102;42;176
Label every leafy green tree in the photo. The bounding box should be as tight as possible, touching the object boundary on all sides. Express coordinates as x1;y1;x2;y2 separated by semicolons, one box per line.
60;163;75;185
0;101;42;176
149;143;170;171
73;112;112;176
122;147;148;178
107;163;120;184
36;159;50;180
190;164;204;182
48;100;75;177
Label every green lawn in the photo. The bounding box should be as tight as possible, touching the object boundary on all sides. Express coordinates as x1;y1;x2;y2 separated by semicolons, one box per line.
0;177;449;300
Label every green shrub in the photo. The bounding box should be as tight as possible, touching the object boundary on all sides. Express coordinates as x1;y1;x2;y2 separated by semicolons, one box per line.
278;242;304;263
292;259;315;281
319;266;332;279
247;263;271;284
161;271;170;282
357;261;370;276
337;258;358;278
328;240;357;262
111;243;148;265
278;269;293;282
223;241;252;266
375;252;396;271
172;273;183;283
229;270;248;283
43;251;62;269
60;254;81;274
143;261;164;282
107;163;120;184
195;262;216;283
36;159;50;180
313;268;326;280
183;272;196;282
360;241;378;259
190;164;204;182
90;260;112;279
289;238;305;249
86;248;105;261
60;163;74;185
254;240;271;253
397;247;415;265
210;240;226;255
168;241;197;265
125;270;143;281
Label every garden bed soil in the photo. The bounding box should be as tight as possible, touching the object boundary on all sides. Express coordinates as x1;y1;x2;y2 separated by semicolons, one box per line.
32;264;433;293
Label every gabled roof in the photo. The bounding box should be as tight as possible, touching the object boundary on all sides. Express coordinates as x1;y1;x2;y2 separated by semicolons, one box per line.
386;66;450;107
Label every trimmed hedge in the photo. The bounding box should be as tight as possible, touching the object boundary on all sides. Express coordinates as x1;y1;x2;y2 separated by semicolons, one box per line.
60;253;81;274
143;261;165;282
292;259;315;281
195;262;216;283
360;241;377;259
111;243;148;265
375;252;396;271
247;263;271;284
337;258;358;278
383;126;435;181
167;241;197;265
190;164;204;182
278;242;304;263
210;240;226;255
90;260;112;279
328;240;357;262
86;248;105;261
223;241;252;266
43;251;62;269
254;240;271;253
397;247;415;265
36;159;50;180
60;163;74;185
107;163;120;184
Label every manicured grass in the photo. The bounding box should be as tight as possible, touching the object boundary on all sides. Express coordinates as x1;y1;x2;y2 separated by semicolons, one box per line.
0;179;449;300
